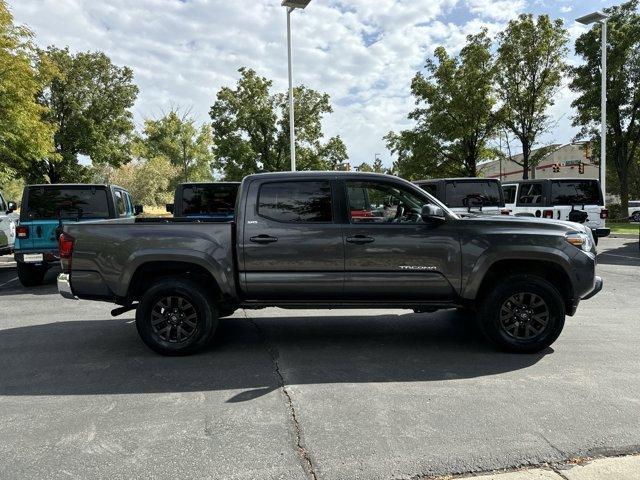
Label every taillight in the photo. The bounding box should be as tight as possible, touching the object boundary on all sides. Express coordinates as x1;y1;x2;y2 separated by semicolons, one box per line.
59;233;74;273
543;210;554;219
600;208;609;219
16;225;29;239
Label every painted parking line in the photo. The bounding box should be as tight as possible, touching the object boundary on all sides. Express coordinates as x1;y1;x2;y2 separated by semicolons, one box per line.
598;252;640;261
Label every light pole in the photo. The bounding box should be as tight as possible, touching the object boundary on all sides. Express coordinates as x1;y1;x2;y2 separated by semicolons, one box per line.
576;11;609;204
282;0;312;172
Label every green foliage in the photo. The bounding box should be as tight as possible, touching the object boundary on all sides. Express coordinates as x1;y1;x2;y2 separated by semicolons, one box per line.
496;14;568;178
210;68;347;180
355;156;386;173
0;165;24;204
140;110;214;184
387;31;499;180
92;155;178;207
570;0;640;210
0;1;55;180
34;47;138;183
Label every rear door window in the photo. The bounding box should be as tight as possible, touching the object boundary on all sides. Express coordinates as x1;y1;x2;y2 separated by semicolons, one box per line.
114;190;127;216
517;183;544;206
416;183;438;198
182;184;239;217
444;180;502;207
550;180;602;205
258;181;333;223
503;185;517;204
25;187;110;220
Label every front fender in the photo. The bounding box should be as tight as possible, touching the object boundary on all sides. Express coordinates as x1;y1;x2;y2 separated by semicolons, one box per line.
460;244;576;300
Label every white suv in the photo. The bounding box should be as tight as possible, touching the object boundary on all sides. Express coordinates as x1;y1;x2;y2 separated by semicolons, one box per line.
0;191;17;255
502;179;609;241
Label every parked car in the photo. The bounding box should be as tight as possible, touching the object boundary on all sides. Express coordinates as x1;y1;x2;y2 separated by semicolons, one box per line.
413;178;507;216
628;200;640;222
502;179;610;241
0;191;17;255
57;172;601;356
14;184;139;287
166;182;240;220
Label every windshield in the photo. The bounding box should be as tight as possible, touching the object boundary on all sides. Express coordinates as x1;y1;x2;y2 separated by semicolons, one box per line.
181;184;239;216
550;180;602;205
444;180;502;208
25;187;110;220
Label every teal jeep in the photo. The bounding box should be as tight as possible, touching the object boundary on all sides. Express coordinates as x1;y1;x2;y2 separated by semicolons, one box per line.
14;184;139;287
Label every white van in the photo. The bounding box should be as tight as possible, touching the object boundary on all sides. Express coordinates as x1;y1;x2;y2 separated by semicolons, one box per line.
502;179;609;241
0;191;17;255
414;178;507;217
629;200;640;222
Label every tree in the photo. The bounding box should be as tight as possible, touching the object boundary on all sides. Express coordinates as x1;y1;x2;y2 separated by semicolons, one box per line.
141;110;214;183
496;14;568;179
355;156;385;173
386;31;500;180
92;155;178;207
210;68;347;180
0;1;55;179
34;47;138;183
570;1;640;211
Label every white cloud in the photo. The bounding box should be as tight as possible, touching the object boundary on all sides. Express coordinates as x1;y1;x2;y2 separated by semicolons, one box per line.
8;0;586;169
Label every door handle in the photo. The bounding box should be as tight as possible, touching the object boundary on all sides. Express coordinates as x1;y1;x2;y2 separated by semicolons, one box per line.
346;235;375;245
250;235;278;244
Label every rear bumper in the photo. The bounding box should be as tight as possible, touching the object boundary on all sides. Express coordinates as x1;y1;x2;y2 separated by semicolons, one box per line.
593;228;610;238
57;273;76;300
581;275;603;300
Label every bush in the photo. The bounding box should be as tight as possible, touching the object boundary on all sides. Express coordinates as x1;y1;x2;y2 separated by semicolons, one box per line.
607;203;627;221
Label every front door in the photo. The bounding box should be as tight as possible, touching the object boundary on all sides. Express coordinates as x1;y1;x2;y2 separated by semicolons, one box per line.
342;179;460;302
242;179;344;300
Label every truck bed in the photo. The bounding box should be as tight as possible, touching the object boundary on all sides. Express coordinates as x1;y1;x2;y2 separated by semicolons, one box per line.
64;217;237;302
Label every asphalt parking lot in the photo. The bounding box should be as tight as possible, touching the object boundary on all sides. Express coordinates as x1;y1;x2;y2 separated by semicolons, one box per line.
0;236;639;480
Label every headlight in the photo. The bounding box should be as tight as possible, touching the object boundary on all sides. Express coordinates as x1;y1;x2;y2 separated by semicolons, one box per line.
565;232;593;252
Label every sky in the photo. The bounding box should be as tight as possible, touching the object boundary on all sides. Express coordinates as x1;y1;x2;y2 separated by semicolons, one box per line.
9;0;622;169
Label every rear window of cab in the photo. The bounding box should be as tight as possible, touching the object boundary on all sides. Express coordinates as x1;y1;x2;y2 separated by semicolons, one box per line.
24;187;110;220
549;180;602;206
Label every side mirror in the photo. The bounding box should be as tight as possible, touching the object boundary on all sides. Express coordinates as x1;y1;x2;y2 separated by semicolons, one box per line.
134;205;144;216
421;204;445;222
165;203;174;214
6;201;16;213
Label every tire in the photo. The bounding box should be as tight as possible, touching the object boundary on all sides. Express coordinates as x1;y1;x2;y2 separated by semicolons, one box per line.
17;262;47;287
478;274;565;353
135;278;218;356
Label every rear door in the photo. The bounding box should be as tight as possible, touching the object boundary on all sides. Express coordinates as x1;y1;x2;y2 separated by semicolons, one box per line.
342;179;460;301
502;184;517;213
514;181;546;217
241;178;344;300
549;180;604;229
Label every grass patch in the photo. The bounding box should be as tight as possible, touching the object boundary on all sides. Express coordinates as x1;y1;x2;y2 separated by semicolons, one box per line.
139;205;171;218
608;221;640;235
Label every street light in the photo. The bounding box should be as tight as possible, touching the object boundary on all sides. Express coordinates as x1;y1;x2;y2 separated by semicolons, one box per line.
576;11;609;204
282;0;312;172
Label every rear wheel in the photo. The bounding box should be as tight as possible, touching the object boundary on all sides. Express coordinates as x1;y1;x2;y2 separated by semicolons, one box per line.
136;278;218;356
17;262;47;287
478;274;565;353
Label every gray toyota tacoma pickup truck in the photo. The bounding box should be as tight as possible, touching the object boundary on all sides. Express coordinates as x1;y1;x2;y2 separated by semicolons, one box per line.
57;172;602;355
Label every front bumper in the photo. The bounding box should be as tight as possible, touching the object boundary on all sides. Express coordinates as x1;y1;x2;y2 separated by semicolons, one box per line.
581;275;603;300
57;273;76;300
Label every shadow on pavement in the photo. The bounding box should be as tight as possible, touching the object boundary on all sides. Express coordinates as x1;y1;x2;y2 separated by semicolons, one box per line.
0;266;59;295
597;239;640;266
0;311;551;401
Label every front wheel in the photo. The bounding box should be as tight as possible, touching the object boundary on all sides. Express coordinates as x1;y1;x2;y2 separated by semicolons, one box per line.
136;278;218;356
478;274;565;353
17;262;47;287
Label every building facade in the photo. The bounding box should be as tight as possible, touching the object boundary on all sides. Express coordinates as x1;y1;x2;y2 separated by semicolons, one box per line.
481;142;600;182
